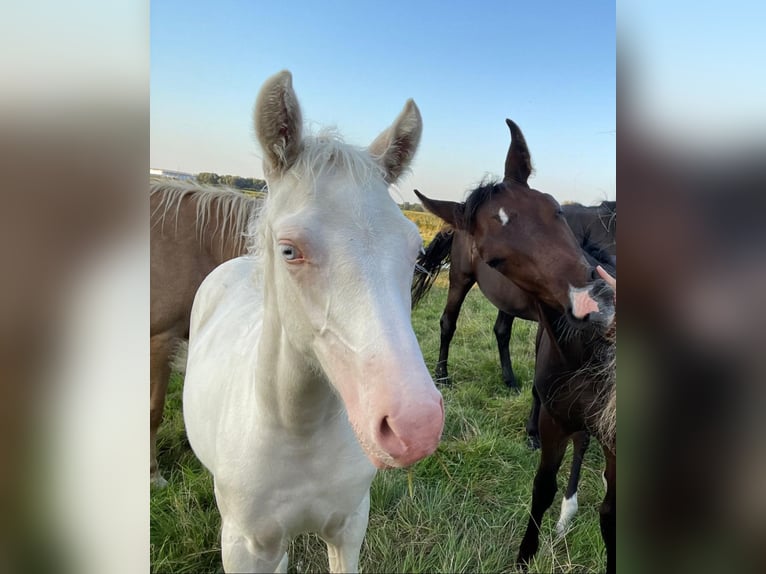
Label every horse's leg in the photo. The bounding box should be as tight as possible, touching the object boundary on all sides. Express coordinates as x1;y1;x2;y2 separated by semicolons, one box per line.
219;518;286;574
525;385;542;449
600;447;616;574
434;272;475;385
214;480;288;574
324;492;370;574
150;331;175;488
517;406;569;569
556;431;590;535
493;310;519;392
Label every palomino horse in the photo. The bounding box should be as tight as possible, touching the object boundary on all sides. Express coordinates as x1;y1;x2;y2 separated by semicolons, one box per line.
183;70;444;573
150;181;261;487
416;118;616;572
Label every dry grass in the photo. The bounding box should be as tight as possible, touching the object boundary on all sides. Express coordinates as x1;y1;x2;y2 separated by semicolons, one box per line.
403;210;446;246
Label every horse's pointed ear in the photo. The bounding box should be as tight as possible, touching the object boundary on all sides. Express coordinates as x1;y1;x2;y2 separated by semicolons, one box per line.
254;70;303;177
414;189;466;230
369;99;423;184
504;118;532;186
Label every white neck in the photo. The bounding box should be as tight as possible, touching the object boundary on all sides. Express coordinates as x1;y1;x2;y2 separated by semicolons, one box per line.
253;265;344;436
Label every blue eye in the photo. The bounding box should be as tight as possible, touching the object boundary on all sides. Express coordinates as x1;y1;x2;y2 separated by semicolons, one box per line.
280;244;297;260
278;242;303;262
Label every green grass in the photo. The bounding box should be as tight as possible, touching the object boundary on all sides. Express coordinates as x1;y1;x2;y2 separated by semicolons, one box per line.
151;281;607;573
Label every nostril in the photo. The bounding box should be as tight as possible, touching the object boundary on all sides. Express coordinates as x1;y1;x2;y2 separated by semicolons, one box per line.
590;267;599;282
379;416;394;440
376;415;407;459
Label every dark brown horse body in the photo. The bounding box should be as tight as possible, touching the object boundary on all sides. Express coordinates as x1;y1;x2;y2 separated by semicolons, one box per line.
416;119;616;572
150;180;261;487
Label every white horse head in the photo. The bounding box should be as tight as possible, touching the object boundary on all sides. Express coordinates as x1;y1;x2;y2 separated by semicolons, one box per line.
251;70;444;468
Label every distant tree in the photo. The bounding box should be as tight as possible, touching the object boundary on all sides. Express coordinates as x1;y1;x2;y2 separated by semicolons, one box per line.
249;178;267;191
196;172;267;192
197;172;220;185
399;201;424;212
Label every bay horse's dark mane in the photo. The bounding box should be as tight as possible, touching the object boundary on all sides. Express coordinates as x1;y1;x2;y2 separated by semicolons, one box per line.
462;179;504;233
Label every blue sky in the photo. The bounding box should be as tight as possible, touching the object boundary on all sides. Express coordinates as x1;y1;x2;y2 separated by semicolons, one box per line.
151;1;615;204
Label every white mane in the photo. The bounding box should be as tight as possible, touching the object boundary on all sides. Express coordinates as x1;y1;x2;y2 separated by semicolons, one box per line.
245;130;386;257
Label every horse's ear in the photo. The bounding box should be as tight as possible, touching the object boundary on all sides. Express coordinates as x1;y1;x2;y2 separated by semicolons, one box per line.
504;118;532;186
254;70;303;176
414;189;466;230
368;99;423;184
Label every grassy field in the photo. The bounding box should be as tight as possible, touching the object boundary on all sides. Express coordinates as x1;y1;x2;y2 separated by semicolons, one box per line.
151;275;607;573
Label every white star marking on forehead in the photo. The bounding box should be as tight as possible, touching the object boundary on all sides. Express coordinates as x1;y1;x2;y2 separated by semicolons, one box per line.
498;207;509;226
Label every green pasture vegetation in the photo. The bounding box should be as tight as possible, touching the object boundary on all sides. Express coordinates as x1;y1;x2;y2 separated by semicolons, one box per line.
152;269;606;573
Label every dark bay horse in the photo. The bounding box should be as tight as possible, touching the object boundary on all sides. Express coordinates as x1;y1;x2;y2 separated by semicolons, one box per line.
411;138;615;533
416;118;616;572
150;179;262;487
412;200;616;392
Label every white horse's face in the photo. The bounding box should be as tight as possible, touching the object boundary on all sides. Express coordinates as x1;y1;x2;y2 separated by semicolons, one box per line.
254;71;443;468
268;171;423;350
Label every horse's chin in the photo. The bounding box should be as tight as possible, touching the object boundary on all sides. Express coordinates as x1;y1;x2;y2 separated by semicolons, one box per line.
370;456;396;470
359;440;398;470
565;308;614;335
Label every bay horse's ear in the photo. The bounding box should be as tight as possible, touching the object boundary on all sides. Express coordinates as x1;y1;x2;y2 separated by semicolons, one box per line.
414;189;466;230
369;99;423;184
254;70;303;177
504;118;532;186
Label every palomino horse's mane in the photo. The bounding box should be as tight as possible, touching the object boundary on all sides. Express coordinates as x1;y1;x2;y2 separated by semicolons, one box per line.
150;177;263;256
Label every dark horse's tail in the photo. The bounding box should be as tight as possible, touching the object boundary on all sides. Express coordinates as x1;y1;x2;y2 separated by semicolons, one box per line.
411;229;454;309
